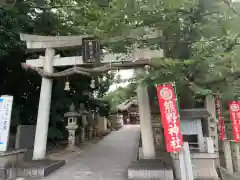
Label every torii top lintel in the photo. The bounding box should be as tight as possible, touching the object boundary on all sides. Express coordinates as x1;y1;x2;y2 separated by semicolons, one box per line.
20;33;90;50
20;28;161;50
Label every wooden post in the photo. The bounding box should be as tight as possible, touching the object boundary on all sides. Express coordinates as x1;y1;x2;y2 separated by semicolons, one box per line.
33;48;55;160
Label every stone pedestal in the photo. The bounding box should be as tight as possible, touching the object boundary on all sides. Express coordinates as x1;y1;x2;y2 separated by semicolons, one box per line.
66;126;78;150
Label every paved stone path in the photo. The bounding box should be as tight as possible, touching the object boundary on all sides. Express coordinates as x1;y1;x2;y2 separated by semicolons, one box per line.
40;125;140;180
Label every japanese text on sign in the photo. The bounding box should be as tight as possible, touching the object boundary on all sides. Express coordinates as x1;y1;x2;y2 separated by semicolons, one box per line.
215;95;225;141
229;101;240;142
0;95;13;152
156;83;182;152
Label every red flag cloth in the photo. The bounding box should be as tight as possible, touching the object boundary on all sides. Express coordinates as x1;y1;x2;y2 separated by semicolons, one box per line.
215;95;225;141
156;83;182;152
229;101;240;142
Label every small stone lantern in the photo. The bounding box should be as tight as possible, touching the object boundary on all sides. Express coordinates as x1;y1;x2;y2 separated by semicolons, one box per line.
64;104;79;150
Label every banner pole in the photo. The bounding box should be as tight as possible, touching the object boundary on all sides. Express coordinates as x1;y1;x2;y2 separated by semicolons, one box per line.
172;82;181;120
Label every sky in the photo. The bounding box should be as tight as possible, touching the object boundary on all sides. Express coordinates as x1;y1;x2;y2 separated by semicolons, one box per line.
108;69;134;92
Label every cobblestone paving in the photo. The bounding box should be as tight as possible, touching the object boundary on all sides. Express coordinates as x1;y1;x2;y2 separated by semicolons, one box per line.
38;125;140;180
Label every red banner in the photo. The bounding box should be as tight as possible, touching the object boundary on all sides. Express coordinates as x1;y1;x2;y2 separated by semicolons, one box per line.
215;95;225;141
156;83;182;152
229;101;240;142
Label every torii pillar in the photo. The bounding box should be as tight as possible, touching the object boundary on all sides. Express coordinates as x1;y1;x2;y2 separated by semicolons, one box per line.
134;46;163;159
137;81;156;158
33;48;55;159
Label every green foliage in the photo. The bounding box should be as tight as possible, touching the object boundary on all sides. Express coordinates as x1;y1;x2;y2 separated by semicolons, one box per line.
0;0;112;141
101;0;240;110
2;0;240;140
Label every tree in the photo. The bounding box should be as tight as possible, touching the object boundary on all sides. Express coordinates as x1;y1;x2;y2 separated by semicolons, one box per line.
2;0;240;140
99;0;240;111
0;0;112;141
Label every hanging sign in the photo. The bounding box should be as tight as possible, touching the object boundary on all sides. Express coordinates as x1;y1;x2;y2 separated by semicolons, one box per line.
0;95;13;151
215;95;225;141
156;83;182;152
229;101;240;142
82;37;101;64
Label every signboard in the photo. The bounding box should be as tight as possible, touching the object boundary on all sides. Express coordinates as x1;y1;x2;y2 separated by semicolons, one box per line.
156;83;182;152
215;95;225;141
82;37;101;64
0;95;13;151
229;101;240;142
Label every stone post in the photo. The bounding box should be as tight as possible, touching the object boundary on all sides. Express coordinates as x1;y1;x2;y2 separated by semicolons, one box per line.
80;127;85;143
183;142;194;180
89;127;93;140
205;95;218;151
33;48;55;160
231;142;240;172
137;75;155;159
206;137;214;153
172;142;194;180
223;140;233;172
205;95;217;121
79;103;88;144
88;113;94;140
80;115;87;143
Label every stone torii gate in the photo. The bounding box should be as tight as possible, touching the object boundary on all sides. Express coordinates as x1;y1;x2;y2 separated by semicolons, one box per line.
20;33;163;160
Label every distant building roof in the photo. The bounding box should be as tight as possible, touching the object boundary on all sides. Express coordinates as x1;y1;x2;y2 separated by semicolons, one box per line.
117;98;138;111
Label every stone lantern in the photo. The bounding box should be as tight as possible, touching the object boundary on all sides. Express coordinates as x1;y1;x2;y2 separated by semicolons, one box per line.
64;104;79;150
